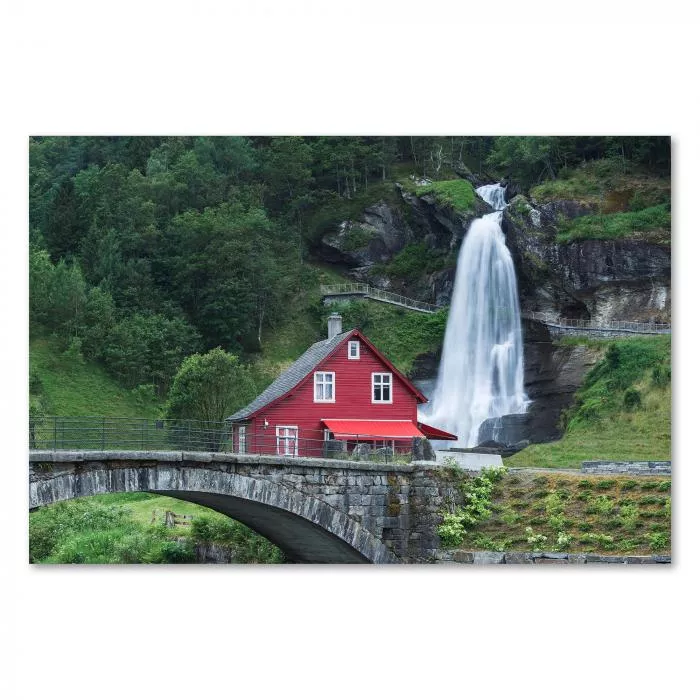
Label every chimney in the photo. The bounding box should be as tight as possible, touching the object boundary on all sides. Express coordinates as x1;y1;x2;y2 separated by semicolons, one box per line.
327;312;342;339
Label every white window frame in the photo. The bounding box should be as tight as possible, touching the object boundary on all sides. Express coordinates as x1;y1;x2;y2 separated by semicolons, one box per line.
314;371;335;403
276;425;299;457
371;372;393;404
348;340;360;360
237;425;246;454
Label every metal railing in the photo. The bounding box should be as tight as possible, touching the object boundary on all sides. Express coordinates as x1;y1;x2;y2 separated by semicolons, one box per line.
29;416;234;453
320;283;439;314
28;416;416;464
522;311;671;334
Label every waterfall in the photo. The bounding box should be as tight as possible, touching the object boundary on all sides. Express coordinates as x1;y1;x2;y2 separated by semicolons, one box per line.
419;183;528;447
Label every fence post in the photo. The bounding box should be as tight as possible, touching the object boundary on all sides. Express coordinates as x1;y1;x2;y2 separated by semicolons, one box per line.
102;417;106;450
53;416;57;450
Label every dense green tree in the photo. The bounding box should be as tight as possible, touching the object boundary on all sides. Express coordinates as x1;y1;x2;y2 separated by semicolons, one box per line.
99;312;201;393
165;348;257;423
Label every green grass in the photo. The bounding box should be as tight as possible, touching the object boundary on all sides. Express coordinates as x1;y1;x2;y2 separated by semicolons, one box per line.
505;336;671;468
30;492;284;563
556;204;671;244
324;299;447;375
30;335;163;417
411;179;477;214
530;158;671;210
454;471;670;555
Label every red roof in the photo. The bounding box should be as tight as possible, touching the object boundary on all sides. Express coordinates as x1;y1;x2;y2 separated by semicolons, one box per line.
322;419;425;439
417;422;459;441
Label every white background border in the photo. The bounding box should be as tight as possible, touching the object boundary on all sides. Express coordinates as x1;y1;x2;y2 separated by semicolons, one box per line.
2;2;697;698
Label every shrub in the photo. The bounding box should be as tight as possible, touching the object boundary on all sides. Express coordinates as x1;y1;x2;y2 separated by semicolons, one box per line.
592;495;615;515
621;480;638;491
646;532;670;551
657;480;671;492
437;513;466;547
588;533;616;551
623;388;642;411
555;532;573;551
652;364;671;387
620;504;639;530
595;480;616;490
525;527;548;551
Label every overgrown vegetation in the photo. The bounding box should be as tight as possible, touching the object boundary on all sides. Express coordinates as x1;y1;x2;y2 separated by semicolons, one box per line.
505;336;671;468
324;299;448;375
383;243;445;280
443;471;670;555
556;204;671;244
437;466;507;547
412;179;477;214
30;493;284;564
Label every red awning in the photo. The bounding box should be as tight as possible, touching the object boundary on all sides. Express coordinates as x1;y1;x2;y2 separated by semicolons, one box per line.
321;419;425;439
417;422;459;441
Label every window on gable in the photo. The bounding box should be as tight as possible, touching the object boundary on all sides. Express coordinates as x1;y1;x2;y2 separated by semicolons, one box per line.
348;341;360;359
372;372;392;403
314;371;335;402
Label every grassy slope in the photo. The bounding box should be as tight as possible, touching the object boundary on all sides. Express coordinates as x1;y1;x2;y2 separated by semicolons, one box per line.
456;471;670;555
529;158;671;244
505;336;671;468
30;335;163;417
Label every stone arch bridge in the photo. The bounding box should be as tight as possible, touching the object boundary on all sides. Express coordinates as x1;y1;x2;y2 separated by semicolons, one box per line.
29;451;462;564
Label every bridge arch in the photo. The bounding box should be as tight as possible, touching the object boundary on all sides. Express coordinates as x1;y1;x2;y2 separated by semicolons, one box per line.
30;466;399;564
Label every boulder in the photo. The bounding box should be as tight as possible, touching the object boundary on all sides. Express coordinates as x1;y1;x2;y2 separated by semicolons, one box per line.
411;438;436;462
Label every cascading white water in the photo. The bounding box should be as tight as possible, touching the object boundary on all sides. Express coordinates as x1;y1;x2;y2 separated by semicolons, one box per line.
419;183;527;447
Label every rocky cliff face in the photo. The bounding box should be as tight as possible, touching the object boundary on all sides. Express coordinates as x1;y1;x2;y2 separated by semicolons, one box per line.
502;195;671;324
316;178;671;448
318;180;490;302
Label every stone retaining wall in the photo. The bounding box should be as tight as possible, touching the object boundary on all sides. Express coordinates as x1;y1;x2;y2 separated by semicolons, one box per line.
580;461;671;475
434;550;671;564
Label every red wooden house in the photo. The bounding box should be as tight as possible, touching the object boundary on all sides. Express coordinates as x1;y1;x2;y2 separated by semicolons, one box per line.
227;313;457;457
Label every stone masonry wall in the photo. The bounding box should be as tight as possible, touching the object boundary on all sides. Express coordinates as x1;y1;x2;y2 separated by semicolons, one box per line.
580;461;671;475
434;550;671;564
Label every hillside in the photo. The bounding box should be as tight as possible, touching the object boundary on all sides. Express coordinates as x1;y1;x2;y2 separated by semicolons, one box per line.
30;335;163;418
28;136;671;464
449;470;671;556
505;336;671;468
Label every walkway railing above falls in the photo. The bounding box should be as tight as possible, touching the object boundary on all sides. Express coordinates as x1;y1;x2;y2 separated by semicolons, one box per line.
320;283;439;313
320;284;671;335
522;311;671;335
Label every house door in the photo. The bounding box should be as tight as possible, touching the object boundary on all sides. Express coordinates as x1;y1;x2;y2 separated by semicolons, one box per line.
276;425;299;457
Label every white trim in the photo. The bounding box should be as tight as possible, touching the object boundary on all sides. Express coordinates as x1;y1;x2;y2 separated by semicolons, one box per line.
371;372;393;404
237;425;246;454
348;340;360;360
314;371;336;403
276;425;299;457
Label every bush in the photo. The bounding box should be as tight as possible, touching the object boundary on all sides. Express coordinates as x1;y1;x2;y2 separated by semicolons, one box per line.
646;532;670;551
652;364;671;387
623;388;642;411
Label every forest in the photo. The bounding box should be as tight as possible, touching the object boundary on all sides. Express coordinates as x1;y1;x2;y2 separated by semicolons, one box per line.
29;135;670;420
